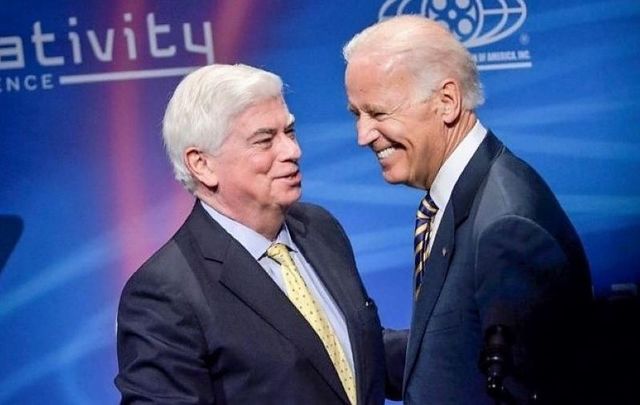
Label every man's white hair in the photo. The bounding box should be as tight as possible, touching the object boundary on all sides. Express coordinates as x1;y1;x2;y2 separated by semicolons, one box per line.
162;64;283;192
343;15;484;109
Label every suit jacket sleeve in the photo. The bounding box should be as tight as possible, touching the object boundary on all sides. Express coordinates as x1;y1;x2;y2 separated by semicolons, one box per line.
115;262;214;404
474;214;586;396
382;328;408;400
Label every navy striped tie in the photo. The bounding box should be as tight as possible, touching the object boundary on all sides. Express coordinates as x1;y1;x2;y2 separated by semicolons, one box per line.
414;193;438;299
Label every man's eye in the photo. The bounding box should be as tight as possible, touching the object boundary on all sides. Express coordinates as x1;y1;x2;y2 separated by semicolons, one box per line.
285;128;296;139
255;137;273;145
372;111;387;119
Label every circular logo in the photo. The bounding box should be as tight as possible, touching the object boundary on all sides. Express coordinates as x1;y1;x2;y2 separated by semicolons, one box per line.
379;0;528;48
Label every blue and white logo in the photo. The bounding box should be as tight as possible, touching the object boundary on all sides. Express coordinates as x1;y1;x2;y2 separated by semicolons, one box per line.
379;0;532;71
0;12;214;93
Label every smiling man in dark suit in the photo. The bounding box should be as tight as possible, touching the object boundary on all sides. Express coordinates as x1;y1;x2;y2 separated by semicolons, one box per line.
115;64;403;404
344;16;593;404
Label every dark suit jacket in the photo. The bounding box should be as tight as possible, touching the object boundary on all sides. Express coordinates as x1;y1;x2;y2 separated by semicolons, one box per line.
116;202;396;404
404;133;593;404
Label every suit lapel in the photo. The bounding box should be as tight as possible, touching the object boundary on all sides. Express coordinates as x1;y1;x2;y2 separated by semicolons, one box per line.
185;202;349;404
403;132;505;390
286;212;360;402
403;204;455;388
286;213;359;326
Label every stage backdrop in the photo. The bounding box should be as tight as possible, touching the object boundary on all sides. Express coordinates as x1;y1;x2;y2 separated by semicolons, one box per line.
1;0;639;403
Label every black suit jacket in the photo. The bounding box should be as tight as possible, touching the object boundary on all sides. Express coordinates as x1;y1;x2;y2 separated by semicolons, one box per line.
116;202;395;404
404;133;593;404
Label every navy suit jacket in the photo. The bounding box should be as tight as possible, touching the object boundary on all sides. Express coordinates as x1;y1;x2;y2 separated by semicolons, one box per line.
404;133;593;404
116;202;398;404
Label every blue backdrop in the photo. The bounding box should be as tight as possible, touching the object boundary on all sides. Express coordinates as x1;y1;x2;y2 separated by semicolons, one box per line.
1;1;639;403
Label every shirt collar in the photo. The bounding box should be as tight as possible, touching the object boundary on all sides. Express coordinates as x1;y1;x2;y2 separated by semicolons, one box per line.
200;200;293;260
430;119;487;210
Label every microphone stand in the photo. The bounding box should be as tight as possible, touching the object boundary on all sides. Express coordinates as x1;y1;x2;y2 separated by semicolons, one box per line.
479;324;517;405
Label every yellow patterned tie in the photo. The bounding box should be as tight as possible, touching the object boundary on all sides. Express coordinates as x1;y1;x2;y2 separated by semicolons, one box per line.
266;243;356;405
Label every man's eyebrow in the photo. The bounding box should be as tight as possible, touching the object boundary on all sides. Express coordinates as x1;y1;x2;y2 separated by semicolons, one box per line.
354;103;384;114
250;118;295;138
252;127;277;136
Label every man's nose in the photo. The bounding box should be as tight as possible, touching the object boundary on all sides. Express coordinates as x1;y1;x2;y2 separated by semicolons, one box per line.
357;117;380;146
282;135;302;160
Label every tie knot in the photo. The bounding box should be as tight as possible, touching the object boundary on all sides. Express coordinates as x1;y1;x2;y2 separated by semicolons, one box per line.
417;193;438;221
266;243;294;267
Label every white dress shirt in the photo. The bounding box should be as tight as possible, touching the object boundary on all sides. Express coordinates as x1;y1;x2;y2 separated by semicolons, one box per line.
427;120;488;252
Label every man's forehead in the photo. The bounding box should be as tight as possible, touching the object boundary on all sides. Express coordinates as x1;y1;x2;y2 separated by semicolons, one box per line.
347;53;402;76
347;70;411;111
348;57;411;89
251;113;295;134
230;99;294;135
235;97;284;118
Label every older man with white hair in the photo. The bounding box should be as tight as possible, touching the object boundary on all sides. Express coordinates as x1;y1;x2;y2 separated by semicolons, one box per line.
344;15;593;404
115;64;404;404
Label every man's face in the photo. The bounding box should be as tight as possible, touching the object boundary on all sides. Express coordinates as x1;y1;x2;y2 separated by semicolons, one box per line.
210;96;301;216
345;56;446;189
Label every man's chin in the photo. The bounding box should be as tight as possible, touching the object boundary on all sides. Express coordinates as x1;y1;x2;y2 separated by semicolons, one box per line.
280;188;302;207
381;170;406;185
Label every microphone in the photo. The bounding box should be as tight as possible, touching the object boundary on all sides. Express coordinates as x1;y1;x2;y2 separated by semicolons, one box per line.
479;324;513;402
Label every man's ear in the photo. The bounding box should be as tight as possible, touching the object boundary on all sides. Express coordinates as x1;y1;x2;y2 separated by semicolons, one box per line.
184;147;218;188
437;78;462;125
